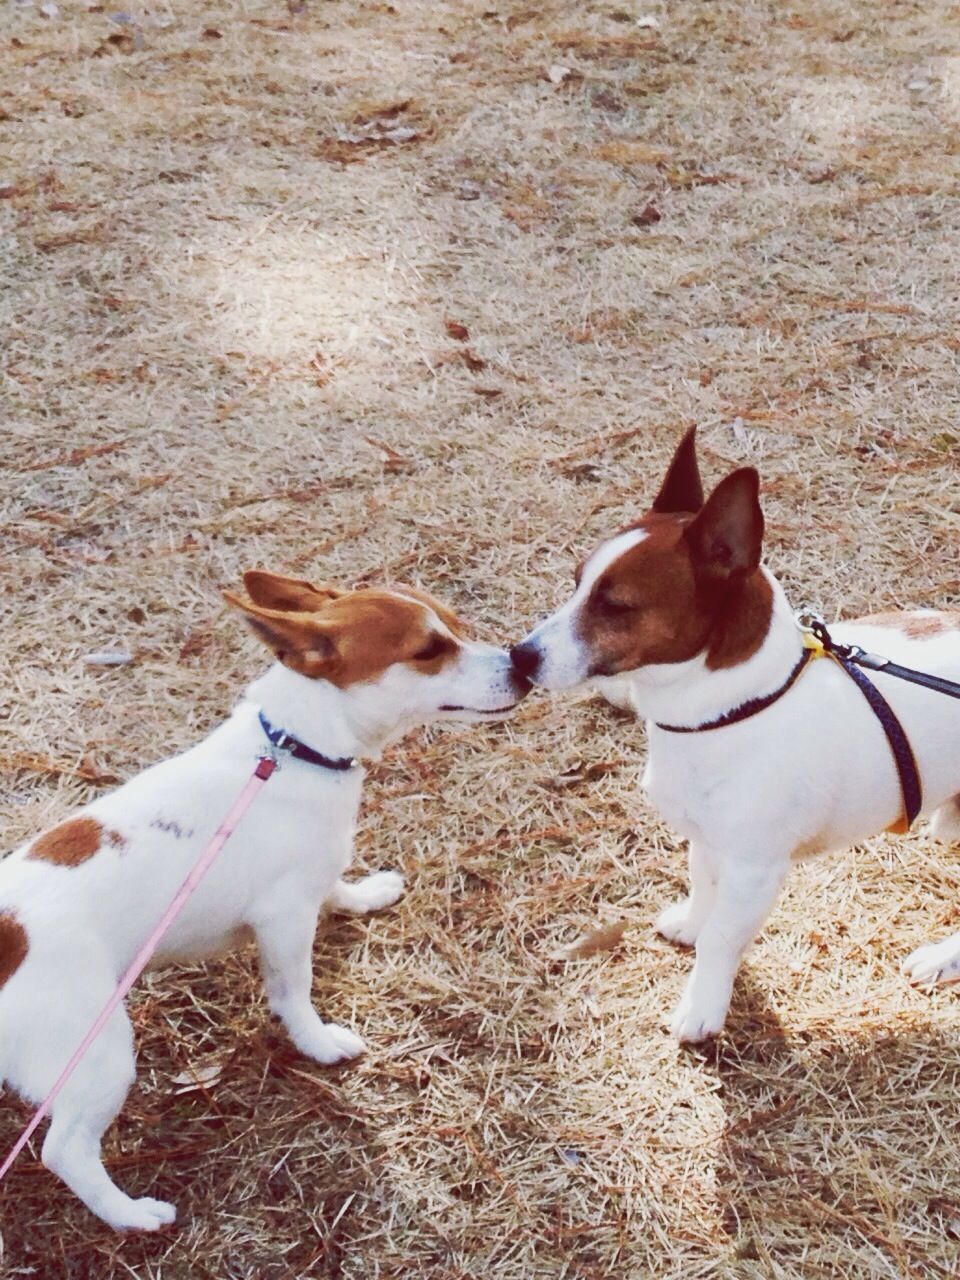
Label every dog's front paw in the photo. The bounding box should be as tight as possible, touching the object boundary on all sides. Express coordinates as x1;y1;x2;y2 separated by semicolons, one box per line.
902;937;960;986
107;1195;177;1233
656;898;700;948
355;870;405;912
299;1020;366;1065
669;991;728;1044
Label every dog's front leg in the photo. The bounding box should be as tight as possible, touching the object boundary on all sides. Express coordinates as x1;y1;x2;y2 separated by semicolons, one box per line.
655;841;716;947
669;857;787;1044
253;893;365;1064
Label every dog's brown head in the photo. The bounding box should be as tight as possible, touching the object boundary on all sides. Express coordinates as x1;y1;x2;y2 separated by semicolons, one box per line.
225;570;528;720
511;428;772;689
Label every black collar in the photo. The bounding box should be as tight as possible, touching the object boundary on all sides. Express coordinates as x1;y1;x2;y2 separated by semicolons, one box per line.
258;711;359;772
654;648;814;734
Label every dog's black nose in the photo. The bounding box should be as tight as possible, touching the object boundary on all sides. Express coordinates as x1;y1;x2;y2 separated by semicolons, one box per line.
510;641;540;682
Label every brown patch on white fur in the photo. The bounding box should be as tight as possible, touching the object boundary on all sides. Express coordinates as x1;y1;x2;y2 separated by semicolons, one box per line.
576;514;773;677
0;911;27;989
27;816;104;867
859;610;960;639
225;584;464;687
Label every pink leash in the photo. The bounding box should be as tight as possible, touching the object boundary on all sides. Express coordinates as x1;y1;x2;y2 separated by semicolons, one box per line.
0;754;277;1184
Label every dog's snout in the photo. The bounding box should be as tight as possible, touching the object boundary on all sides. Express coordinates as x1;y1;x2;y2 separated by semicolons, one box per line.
510;641;540;682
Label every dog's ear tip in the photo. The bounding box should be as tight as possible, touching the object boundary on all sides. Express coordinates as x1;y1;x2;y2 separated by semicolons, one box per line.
651;425;704;514
721;466;762;498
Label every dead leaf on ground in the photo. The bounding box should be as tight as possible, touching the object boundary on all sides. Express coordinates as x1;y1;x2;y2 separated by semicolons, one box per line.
35;225;104;251
171;1063;223;1094
539;760;620;790
363;436;414;473
631;202;661;226
562;921;630;959
445;320;470;341
353;99;412;124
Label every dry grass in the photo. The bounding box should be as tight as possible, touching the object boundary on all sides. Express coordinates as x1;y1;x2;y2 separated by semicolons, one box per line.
2;0;960;1274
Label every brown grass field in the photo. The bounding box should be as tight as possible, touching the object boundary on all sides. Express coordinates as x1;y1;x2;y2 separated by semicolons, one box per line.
2;0;960;1274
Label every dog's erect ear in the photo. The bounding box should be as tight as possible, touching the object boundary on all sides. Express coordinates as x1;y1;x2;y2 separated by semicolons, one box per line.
223;591;337;677
242;570;343;614
651;426;704;515
684;467;763;580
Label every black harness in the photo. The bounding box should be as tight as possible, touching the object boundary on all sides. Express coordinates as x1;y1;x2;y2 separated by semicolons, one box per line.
655;613;960;832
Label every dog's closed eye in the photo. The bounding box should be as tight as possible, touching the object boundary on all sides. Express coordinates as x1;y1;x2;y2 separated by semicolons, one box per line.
594;589;634;618
413;634;453;662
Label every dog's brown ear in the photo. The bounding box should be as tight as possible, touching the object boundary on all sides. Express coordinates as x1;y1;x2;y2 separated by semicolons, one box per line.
223;591;337;677
242;570;343;614
684;467;763;580
651;426;704;515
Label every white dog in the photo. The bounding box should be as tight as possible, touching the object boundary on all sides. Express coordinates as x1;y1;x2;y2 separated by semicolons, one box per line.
512;429;960;1043
0;570;527;1230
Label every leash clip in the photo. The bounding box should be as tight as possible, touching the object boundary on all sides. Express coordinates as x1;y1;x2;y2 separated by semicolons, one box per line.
844;644;889;672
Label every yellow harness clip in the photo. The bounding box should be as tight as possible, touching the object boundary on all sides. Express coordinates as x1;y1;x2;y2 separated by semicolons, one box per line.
800;630;826;660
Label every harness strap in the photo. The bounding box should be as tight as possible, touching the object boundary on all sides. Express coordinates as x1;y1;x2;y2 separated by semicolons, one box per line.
657;611;932;834
827;651;922;832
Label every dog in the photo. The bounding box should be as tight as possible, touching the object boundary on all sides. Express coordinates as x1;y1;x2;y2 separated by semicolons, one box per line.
0;570;527;1230
511;428;960;1043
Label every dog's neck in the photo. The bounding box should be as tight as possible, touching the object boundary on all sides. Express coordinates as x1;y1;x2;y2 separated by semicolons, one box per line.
244;662;403;762
595;568;802;729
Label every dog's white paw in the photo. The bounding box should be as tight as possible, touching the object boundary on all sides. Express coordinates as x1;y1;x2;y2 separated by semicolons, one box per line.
330;870;405;915
902;938;960;986
354;870;405;912
669;991;728;1044
107;1195;177;1233
929;799;960;845
300;1021;366;1064
655;899;700;948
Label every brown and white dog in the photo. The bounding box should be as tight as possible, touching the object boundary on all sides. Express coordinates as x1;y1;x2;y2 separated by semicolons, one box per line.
0;571;527;1231
511;429;960;1042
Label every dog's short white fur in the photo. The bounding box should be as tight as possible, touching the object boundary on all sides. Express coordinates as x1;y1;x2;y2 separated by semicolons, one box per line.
0;571;524;1231
515;431;960;1043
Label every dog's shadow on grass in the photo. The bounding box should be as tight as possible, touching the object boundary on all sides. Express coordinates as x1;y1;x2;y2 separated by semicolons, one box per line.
697;967;960;1274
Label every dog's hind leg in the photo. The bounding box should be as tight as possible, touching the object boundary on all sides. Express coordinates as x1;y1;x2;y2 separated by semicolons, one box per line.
327;871;404;916
4;954;176;1231
903;798;960;984
929;795;960;844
